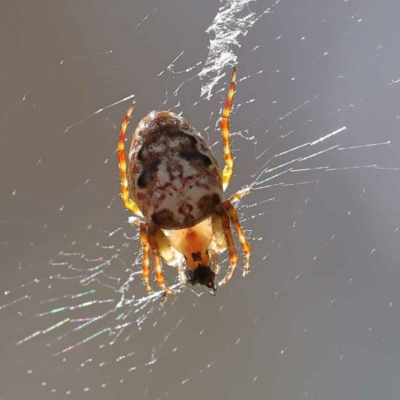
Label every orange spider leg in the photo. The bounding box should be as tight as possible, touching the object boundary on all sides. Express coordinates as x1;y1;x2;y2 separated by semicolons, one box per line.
139;223;153;295
118;103;142;216
229;187;251;204
147;224;177;296
222;200;251;276
216;207;238;286
220;67;237;191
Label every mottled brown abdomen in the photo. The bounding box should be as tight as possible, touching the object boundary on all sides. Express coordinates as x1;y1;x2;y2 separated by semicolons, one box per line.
128;111;223;230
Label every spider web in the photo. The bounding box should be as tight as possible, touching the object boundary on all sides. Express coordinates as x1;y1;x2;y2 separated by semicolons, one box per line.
2;0;400;399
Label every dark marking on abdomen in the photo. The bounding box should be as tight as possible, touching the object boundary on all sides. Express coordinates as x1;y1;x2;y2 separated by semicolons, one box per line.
197;193;221;215
137;158;161;188
179;149;211;167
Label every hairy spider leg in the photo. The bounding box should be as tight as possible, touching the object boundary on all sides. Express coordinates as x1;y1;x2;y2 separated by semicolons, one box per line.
220;67;237;192
229;187;251;204
222;200;251;277
118;103;143;216
139;223;153;295
215;207;238;286
147;224;177;296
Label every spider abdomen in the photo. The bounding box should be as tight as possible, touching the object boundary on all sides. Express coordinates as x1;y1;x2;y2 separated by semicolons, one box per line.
128;111;223;230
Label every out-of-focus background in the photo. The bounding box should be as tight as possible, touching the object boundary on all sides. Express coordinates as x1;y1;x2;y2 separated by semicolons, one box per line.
2;1;400;399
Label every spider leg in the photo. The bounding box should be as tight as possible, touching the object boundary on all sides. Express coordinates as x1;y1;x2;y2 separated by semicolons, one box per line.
155;231;186;285
220;67;237;192
211;213;228;254
221;200;251;277
128;215;142;227
155;229;176;266
147;223;178;297
139;222;153;295
209;248;220;277
118;103;143;216
229;187;251;205
215;207;238;286
177;262;187;285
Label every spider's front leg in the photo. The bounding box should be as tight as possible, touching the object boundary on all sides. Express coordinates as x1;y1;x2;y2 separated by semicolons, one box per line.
220;67;237;191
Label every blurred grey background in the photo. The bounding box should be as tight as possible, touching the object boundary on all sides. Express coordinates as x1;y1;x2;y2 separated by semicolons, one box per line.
1;0;400;399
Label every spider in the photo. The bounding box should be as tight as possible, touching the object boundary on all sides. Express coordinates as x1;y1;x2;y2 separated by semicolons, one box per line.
117;67;251;298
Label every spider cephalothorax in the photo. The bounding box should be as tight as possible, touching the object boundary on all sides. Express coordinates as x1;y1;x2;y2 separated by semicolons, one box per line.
117;67;251;298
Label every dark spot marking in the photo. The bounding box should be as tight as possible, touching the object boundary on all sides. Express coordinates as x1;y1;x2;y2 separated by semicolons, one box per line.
137;158;161;188
191;252;202;262
178;202;195;227
152;209;180;229
197;193;221;215
137;147;145;162
178;202;194;214
179;150;211;167
186;134;197;147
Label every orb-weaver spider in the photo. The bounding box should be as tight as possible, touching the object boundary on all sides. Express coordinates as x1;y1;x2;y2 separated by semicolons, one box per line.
117;67;251;298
